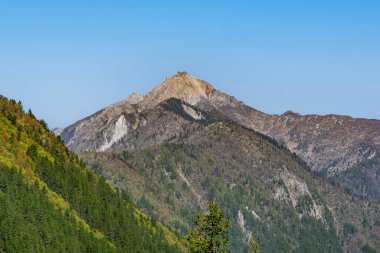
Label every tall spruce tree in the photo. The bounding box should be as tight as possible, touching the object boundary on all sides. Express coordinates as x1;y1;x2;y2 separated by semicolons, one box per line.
186;202;231;253
250;235;260;253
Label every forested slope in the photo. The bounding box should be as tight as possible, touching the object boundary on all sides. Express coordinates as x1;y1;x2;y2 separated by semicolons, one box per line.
0;96;186;253
81;99;380;253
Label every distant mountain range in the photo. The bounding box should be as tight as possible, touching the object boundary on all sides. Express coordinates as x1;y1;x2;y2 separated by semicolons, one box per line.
57;72;380;252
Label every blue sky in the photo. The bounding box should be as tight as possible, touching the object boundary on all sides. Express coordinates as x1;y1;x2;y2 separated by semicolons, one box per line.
1;0;379;127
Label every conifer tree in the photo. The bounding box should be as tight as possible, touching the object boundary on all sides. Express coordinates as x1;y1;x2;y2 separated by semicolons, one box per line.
250;235;260;253
187;202;231;253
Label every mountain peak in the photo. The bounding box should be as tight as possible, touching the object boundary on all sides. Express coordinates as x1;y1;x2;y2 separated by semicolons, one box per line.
141;72;215;108
159;71;215;98
126;92;144;104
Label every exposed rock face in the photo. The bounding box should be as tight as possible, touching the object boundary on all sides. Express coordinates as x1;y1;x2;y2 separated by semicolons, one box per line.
238;210;253;241
274;166;324;220
59;72;380;201
139;71;215;110
240;111;380;176
52;127;64;136
97;115;129;152
125;92;144;105
60;101;137;152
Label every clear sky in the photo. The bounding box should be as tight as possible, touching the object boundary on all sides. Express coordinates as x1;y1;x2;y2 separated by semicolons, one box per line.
1;0;379;127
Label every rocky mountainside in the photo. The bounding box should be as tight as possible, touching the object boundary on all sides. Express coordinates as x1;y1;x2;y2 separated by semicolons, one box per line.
78;98;379;253
60;71;380;202
56;77;380;252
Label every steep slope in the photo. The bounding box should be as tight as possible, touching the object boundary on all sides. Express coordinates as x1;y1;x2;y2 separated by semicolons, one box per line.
211;106;380;201
59;72;380;203
79;99;379;253
60;94;139;153
259;112;380;200
0;96;186;253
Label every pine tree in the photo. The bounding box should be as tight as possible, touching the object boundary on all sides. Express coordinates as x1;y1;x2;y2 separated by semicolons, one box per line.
186;202;231;253
250;235;260;253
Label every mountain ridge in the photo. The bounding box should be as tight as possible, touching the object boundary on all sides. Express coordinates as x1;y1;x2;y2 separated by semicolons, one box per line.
79;98;380;252
59;72;380;202
54;78;380;252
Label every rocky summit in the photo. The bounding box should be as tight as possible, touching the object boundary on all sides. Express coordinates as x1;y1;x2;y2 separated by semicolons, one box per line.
59;72;380;202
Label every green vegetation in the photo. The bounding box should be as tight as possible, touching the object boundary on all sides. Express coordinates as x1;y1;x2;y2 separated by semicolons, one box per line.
83;140;344;253
343;222;357;238
0;96;185;253
0;166;115;253
362;244;377;253
249;236;260;253
187;202;231;253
